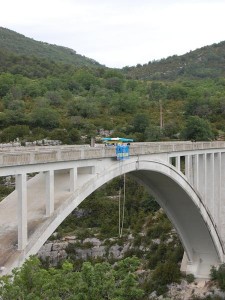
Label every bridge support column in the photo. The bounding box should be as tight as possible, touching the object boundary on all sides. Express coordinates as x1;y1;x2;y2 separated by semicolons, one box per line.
220;153;225;239
214;153;221;225
185;155;193;183
184;155;191;180
206;153;214;216
198;154;206;200
175;156;180;171
70;168;77;192
45;170;54;217
193;154;199;190
16;173;27;250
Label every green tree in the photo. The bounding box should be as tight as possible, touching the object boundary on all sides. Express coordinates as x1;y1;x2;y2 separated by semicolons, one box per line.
30;107;60;129
132;113;150;133
181;116;214;141
105;77;124;92
149;261;181;295
0;256;144;300
145;124;162;141
49;128;69;144
0;73;15;97
45;90;63;107
74;70;98;90
211;264;225;291
0;125;30;142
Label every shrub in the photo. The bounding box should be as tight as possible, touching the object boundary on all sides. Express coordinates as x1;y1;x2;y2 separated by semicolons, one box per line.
210;264;225;291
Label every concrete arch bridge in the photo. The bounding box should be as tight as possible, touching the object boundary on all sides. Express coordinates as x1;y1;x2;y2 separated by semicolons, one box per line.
0;141;225;278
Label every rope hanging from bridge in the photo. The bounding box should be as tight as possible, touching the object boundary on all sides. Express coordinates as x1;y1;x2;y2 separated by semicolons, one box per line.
118;173;126;238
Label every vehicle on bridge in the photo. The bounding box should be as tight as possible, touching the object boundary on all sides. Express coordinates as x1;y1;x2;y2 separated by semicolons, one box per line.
101;137;134;160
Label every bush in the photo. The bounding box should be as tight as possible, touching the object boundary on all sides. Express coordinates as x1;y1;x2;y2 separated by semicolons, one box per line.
210;264;225;290
186;273;195;283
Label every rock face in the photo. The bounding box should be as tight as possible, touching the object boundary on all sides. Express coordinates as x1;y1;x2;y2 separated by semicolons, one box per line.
38;241;68;265
38;236;133;266
166;280;225;300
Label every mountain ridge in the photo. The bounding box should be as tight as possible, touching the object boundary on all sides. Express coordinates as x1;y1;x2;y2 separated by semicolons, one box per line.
1;26;225;81
123;41;225;80
0;27;102;68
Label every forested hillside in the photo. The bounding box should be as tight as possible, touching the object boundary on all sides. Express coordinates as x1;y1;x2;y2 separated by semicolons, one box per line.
0;27;101;67
123;41;225;80
0;27;225;145
1;28;225;299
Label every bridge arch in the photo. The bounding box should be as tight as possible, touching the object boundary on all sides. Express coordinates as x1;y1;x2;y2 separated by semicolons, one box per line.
4;158;224;278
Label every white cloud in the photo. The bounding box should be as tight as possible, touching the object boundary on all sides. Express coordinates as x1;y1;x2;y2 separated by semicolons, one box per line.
1;0;225;67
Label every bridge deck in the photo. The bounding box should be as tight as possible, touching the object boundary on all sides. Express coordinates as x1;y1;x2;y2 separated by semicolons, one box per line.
0;141;224;168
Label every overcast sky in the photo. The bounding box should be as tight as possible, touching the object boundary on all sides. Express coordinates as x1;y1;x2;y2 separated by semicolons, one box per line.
1;0;225;68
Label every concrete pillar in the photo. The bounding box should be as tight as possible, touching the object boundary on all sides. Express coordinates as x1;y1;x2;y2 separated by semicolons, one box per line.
175;156;181;171
198;154;206;201
16;173;27;250
206;153;214;217
185;155;195;186
185;155;193;184
45;170;54;217
193;154;199;191
214;152;221;227
70;168;77;192
220;152;225;239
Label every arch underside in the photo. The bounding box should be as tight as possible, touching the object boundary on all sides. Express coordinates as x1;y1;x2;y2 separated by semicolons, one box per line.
130;169;221;277
0;158;222;278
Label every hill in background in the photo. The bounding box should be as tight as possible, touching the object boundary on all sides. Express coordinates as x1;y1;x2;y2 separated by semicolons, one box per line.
1;26;225;81
0;27;102;68
123;41;225;80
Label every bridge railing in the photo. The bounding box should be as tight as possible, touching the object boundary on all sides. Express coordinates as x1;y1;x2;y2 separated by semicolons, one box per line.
0;141;225;167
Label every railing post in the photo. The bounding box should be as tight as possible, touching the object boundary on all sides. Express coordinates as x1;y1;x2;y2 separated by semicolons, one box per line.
16;173;27;250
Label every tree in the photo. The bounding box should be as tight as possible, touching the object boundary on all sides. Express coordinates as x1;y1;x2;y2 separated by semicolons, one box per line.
149;261;181;295
145;124;162;141
0;125;30;142
49;128;69;144
105;77;124;92
181;116;214;141
0;73;15;97
30;107;60;129
45;91;63;107
211;264;225;291
0;256;144;300
74;70;98;90
132;113;150;133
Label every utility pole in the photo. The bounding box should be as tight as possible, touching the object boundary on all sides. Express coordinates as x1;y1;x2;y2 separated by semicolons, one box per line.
159;100;163;129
